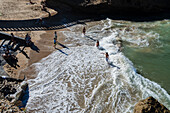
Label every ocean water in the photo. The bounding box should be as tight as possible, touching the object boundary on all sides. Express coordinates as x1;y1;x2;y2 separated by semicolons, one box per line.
123;20;170;93
26;19;170;112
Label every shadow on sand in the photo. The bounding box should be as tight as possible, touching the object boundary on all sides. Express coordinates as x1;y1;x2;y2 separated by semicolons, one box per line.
85;35;96;41
55;41;69;55
57;42;69;49
55;48;68;56
19;49;30;59
4;56;20;69
30;42;40;53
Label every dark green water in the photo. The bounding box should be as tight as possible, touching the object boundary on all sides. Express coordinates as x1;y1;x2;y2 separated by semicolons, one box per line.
123;20;170;94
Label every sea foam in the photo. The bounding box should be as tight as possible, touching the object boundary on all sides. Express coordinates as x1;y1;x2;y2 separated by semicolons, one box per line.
26;19;170;113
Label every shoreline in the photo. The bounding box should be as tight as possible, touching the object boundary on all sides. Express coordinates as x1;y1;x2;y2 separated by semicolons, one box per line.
25;27;170;111
1;17;170;113
0;0;170;112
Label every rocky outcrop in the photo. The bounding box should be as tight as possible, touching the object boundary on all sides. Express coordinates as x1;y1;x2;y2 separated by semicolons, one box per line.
134;96;170;113
0;76;27;112
0;99;22;112
0;76;22;97
10;82;28;105
46;0;170;14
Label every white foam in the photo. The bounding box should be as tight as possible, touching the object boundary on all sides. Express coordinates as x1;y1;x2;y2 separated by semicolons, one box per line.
26;19;170;113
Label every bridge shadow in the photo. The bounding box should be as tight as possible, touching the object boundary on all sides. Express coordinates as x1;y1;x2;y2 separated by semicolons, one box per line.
3;56;20;69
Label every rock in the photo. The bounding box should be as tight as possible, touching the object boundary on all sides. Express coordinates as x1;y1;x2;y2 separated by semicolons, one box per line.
46;0;170;14
0;79;20;97
0;76;28;111
134;96;170;113
0;99;22;112
10;82;28;105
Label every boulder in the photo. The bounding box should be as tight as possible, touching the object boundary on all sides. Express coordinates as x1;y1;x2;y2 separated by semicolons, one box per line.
134;96;170;113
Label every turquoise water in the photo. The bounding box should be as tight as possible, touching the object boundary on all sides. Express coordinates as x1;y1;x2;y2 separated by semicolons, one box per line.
123;20;170;94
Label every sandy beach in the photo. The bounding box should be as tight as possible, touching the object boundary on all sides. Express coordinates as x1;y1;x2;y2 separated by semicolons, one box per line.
0;0;66;80
2;29;70;79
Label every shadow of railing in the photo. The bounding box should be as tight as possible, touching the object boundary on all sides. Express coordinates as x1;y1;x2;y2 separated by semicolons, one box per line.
0;4;170;32
0;15;92;31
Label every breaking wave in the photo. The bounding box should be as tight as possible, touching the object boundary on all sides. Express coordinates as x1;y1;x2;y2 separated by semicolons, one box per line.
26;19;170;113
